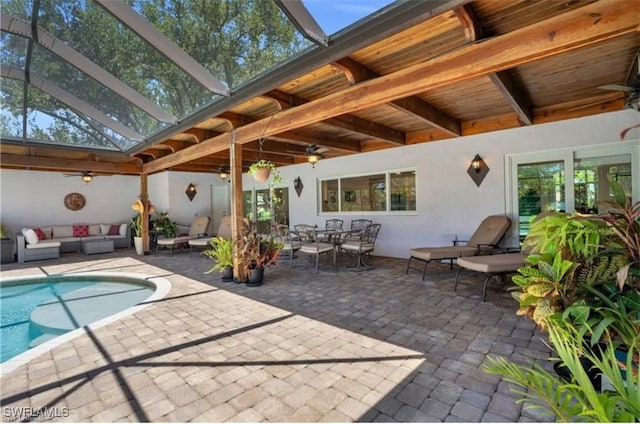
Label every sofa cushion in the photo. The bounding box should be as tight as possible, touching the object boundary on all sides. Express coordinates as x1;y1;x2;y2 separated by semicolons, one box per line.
53;236;81;244
33;228;48;240
119;223;127;236
22;228;39;245
88;224;101;236
26;241;61;249
53;226;73;238
73;225;90;237
108;224;120;235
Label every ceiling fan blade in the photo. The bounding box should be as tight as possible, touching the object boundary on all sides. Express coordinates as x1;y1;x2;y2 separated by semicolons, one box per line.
316;147;330;154
567;93;626;112
598;84;635;92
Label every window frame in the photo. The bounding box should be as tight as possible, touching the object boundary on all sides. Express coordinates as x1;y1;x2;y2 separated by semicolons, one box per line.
318;167;417;215
504;141;640;245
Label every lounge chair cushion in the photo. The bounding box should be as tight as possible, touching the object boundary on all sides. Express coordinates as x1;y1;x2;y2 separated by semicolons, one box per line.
457;253;527;273
410;245;477;260
188;237;211;247
467;215;513;247
158;236;193;246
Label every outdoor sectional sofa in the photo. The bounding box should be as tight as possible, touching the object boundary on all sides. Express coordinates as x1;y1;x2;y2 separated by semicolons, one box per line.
16;223;130;263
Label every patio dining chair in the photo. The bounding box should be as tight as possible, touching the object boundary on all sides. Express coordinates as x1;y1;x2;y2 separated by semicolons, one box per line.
317;219;344;243
295;224;336;272
273;224;301;267
341;223;381;271
406;215;511;280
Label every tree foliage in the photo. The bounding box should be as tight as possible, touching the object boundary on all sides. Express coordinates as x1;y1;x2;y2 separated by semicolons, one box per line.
1;0;309;146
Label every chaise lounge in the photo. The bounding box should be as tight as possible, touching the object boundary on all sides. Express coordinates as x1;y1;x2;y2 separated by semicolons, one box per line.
156;215;210;255
406;215;511;280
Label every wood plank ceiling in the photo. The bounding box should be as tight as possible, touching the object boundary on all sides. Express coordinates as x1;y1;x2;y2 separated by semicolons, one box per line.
1;0;638;177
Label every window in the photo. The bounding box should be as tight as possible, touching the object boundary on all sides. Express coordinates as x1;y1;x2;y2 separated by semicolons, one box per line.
320;169;416;213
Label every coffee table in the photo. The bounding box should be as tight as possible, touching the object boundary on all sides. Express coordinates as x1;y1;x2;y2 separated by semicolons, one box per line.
81;239;115;255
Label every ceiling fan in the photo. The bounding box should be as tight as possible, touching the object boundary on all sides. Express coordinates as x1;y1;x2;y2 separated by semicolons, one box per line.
597;50;639;111
305;144;329;167
569;50;639;112
63;170;110;184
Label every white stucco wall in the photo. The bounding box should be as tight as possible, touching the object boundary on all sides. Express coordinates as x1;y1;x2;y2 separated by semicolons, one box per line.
244;109;640;258
0;171;139;234
1;109;638;259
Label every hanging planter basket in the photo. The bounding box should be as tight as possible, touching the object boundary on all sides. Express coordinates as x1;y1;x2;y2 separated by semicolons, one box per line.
253;166;271;182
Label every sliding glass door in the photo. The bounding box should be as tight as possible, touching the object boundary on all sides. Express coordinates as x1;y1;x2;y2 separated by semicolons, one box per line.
505;142;639;245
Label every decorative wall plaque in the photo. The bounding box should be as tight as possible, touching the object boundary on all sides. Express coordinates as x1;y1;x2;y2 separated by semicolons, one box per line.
64;192;86;211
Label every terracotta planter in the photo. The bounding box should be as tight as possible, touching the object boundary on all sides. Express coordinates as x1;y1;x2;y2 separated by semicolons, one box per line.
252;167;271;182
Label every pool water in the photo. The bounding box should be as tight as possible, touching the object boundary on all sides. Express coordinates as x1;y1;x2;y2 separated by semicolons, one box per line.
1;279;153;363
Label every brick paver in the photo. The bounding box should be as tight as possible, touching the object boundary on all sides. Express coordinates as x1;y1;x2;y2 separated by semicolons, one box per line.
0;250;552;422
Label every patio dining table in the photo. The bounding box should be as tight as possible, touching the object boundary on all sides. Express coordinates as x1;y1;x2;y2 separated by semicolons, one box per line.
313;228;363;266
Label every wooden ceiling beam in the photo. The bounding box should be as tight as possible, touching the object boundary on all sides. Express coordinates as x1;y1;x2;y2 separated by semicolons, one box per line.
143;0;637;174
488;72;533;125
335;57;461;136
264;89;405;144
1;153;141;174
243;140;309;156
182;128;211;143
455;3;533;125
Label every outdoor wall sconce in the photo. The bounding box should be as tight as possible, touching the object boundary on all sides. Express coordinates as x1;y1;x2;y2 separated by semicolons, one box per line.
467;153;489;187
219;165;229;181
185;183;197;201
293;176;304;197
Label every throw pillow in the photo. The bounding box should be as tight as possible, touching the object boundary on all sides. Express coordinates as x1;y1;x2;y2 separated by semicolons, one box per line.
22;228;39;245
33;228;48;240
108;224;120;235
72;225;89;237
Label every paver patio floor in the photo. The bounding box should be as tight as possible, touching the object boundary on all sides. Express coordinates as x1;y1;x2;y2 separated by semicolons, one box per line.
0;249;553;422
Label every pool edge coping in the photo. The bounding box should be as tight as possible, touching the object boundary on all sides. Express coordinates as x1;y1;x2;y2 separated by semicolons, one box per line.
0;271;172;377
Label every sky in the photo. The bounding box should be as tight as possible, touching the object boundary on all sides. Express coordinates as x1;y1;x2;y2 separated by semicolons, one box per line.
301;0;397;35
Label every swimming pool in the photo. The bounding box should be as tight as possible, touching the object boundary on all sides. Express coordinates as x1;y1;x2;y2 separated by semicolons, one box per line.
0;273;170;368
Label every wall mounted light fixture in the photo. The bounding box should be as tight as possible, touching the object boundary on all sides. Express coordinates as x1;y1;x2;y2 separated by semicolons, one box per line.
467;154;489;187
219;165;229;181
185;183;197;201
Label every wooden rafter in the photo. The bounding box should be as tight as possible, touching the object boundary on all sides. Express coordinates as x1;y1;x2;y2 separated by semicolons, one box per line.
455;3;533;125
0;153;140;174
334;57;461;136
263;89;405;144
140;0;637;174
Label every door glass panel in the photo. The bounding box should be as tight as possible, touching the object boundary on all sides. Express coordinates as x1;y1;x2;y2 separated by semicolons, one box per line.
517;161;565;241
574;154;632;214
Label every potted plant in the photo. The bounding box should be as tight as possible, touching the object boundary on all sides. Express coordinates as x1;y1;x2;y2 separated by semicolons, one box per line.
236;224;283;286
203;236;234;282
248;160;281;183
130;214;144;255
485;180;640;418
131;198;155;255
152;211;177;238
